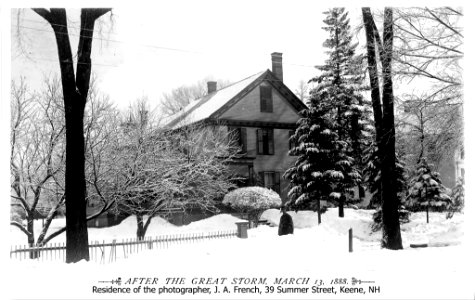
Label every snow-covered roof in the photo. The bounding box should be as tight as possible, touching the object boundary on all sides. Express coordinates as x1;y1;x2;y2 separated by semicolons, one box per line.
163;71;265;129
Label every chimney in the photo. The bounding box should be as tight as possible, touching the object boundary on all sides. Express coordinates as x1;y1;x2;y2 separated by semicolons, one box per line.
207;81;217;94
271;52;283;82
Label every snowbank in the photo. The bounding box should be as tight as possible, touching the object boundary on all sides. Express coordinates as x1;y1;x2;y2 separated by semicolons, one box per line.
8;207;469;299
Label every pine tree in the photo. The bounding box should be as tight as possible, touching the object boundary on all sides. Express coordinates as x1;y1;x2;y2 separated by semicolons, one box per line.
407;157;451;223
317;8;374;202
447;177;464;218
284;8;371;220
284;96;357;223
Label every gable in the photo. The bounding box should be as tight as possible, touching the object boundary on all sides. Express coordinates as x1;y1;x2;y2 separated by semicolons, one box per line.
164;70;306;129
218;80;302;123
164;71;264;129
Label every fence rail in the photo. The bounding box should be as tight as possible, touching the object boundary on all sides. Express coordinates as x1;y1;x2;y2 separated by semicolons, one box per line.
11;230;238;264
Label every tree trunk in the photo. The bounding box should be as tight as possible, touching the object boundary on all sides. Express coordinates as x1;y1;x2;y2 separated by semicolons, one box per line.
362;7;402;250
380;8;403;250
26;217;38;259
32;8;111;263
338;195;345;218
64;94;90;261
418;109;425;164
426;206;430;223
317;198;321;225
36;197;64;245
136;215;145;240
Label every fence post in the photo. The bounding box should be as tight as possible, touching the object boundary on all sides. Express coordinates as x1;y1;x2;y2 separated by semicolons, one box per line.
236;221;249;239
349;228;353;253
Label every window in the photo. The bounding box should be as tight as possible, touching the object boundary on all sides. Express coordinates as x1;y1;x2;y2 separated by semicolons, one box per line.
260;86;273;112
256;128;274;155
289;130;297;155
259;171;281;194
228;127;247;154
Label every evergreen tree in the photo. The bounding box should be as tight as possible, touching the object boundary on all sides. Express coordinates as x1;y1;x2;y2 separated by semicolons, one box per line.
407;158;451;223
284;96;357;222
316;8;373;202
284;8;371;220
447;177;464;218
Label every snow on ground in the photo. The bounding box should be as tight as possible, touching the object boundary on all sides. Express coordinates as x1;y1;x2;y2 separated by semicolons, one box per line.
9;214;246;245
7;208;471;299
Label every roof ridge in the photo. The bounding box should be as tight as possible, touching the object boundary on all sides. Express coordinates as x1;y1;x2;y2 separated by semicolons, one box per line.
165;70;268;128
211;70;266;94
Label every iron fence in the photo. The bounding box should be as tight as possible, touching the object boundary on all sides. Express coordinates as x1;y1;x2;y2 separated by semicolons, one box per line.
10;230;238;263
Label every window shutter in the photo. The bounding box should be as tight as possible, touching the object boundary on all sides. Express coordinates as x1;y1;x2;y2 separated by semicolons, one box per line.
258;172;264;187
257;129;263;154
274;172;281;194
240;128;247;153
268;129;274;155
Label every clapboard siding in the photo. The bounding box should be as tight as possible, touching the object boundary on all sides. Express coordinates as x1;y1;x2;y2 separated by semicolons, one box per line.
220;82;300;123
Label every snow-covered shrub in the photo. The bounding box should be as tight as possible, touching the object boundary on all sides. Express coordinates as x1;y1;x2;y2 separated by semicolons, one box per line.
407;158;451;212
447;177;464;219
223;187;282;226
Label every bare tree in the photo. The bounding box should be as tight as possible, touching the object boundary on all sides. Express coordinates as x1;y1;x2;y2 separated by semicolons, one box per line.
397;92;462;173
393;7;462;104
11;76;122;249
109;101;238;239
392;7;463;182
31;8;112;263
294;79;310;104
10;77;65;252
159;78;230;117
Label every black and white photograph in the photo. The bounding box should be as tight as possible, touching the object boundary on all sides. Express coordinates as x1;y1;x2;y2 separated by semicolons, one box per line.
2;1;472;299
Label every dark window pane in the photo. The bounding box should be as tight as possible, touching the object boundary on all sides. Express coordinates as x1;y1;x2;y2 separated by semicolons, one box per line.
257;129;263;154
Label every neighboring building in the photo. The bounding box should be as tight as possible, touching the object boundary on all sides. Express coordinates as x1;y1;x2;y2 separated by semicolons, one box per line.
164;53;307;201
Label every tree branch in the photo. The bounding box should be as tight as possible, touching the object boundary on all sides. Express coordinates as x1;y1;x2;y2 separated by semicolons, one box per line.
31;8;53;23
425;7;463;37
10;221;31;237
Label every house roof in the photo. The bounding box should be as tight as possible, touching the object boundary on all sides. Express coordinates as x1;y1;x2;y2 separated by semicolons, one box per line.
163;69;306;129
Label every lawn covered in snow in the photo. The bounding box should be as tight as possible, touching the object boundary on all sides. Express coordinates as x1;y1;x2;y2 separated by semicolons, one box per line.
7;208;471;299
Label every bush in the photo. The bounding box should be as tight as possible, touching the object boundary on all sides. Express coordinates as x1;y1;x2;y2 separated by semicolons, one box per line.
223;186;282;226
447;177;464;219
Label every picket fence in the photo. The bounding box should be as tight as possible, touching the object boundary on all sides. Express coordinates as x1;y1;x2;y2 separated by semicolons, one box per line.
10;230;238;264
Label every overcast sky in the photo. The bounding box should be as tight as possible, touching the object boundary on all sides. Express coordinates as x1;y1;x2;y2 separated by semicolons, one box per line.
11;3;366;111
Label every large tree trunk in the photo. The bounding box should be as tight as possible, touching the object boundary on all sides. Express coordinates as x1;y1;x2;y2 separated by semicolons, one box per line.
32;8;111;263
64;100;90;260
362;7;403;250
380;8;403;250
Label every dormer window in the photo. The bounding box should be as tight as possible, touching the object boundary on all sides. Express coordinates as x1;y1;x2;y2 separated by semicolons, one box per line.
260;86;273;112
